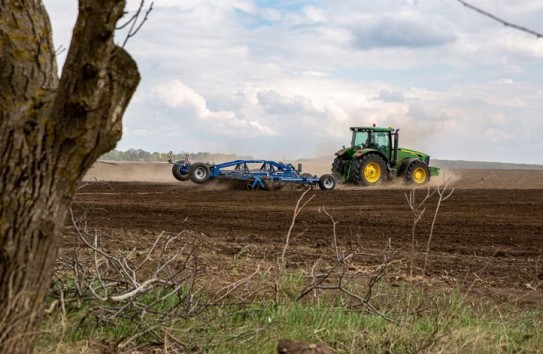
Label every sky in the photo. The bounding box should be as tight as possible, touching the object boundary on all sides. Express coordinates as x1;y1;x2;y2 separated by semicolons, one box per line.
42;0;543;164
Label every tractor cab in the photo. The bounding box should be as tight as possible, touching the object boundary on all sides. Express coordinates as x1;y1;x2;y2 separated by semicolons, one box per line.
350;126;395;163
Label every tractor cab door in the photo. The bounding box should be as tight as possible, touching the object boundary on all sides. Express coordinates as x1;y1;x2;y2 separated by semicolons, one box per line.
371;131;392;161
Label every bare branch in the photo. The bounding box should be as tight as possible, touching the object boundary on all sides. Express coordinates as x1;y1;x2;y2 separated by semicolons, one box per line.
405;187;436;279
119;0;155;48
457;0;543;38
297;259;342;301
296;209;396;323
320;207;340;261
54;44;66;57
423;179;454;272
109;278;159;302
281;188;315;265
212;265;261;304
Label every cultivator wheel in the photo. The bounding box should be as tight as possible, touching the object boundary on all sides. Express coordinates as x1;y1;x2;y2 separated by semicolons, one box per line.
405;160;430;185
189;162;211;184
245;178;267;191
318;174;336;190
171;162;190;181
246;180;258;191
351;154;386;186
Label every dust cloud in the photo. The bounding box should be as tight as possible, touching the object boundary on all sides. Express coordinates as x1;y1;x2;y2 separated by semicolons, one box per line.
84;161;174;183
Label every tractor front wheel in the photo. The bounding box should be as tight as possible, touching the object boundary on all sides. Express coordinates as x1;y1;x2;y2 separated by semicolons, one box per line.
405;161;430;185
352;154;386;186
189;162;211;184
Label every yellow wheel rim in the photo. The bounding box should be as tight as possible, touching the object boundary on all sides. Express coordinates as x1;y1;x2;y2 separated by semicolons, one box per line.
363;162;381;183
412;167;427;184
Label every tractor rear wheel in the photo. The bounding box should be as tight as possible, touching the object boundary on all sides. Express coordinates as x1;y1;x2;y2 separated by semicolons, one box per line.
331;156;347;181
405;160;430;185
189;162;211;184
172;162;190;181
352;154;386;186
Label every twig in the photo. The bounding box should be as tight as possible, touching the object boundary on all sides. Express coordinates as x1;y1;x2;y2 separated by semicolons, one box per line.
405;187;436;279
457;0;543;38
320;207;340;261
54;44;66;57
297;258;343;301
212;265;261;304
423;180;454;272
281;188;315;265
95;160;118;166
119;0;154;48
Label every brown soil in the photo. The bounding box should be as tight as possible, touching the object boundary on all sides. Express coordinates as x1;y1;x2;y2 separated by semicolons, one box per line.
70;165;543;305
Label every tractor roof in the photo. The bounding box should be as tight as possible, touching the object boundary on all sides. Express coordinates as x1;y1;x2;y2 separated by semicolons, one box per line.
350;126;394;133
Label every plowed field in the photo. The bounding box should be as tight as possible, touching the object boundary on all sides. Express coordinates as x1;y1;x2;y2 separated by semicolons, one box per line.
69;165;543;304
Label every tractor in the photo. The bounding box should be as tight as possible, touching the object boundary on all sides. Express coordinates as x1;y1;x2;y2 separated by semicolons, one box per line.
332;126;439;186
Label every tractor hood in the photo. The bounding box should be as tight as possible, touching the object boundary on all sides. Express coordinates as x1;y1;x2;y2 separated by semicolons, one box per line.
397;148;430;163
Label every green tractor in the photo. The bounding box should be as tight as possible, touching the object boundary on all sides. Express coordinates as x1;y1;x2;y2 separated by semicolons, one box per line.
332;126;439;186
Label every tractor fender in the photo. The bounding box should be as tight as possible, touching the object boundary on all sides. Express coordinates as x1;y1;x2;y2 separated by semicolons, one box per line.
397;158;421;177
353;148;387;162
335;148;346;156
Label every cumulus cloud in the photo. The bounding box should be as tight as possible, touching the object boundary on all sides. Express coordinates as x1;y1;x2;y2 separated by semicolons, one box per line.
407;102;453;122
491;79;514;85
257;89;315;116
351;13;457;49
377;89;406;102
154;80;208;116
153;80;275;136
42;0;543;163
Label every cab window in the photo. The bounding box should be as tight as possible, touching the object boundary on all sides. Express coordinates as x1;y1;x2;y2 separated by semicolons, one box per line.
352;131;369;148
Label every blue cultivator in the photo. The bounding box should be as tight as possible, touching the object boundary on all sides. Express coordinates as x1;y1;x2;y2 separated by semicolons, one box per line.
168;152;336;191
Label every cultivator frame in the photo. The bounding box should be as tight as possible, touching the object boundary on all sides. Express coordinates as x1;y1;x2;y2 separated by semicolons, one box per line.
168;152;335;191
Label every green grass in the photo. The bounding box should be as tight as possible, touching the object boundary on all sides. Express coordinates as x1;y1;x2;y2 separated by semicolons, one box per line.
37;281;543;353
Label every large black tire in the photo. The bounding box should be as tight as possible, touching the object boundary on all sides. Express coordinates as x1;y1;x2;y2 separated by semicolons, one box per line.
188;162;211;184
331;156;349;182
405;160;430;185
318;174;336;190
351;154;386;186
331;156;342;174
172;162;190;181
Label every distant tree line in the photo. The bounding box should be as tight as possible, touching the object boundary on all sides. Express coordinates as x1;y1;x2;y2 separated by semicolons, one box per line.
100;148;252;162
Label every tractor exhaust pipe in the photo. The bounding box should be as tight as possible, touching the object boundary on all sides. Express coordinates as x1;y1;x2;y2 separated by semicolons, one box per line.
393;129;399;164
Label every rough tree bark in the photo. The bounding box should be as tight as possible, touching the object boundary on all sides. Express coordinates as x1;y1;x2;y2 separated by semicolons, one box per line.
0;1;140;352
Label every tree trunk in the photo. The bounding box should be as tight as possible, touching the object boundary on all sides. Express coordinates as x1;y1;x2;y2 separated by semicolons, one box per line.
0;1;140;352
